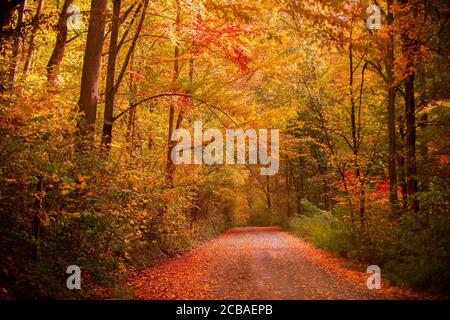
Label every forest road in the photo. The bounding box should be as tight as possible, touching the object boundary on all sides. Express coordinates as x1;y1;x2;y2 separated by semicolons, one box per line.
131;226;387;299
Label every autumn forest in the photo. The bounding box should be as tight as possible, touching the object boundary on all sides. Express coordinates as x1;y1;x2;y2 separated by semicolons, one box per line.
0;0;449;300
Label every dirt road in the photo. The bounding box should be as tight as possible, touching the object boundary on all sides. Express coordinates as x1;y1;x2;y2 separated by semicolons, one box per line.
131;227;391;299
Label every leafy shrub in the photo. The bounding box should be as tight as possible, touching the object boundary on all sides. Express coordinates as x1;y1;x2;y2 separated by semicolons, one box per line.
0;94;234;298
288;197;450;294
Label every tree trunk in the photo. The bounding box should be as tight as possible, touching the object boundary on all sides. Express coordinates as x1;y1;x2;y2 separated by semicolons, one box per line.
31;176;44;263
166;0;181;185
101;0;148;151
174;36;196;132
8;0;26;85
46;0;74;88
266;176;271;211
404;73;419;212
22;0;45;81
126;52;137;157
101;0;121;150
349;33;364;222
397;116;408;203
286;160;292;217
77;0;107;136
385;0;398;208
0;0;26;58
322;169;332;214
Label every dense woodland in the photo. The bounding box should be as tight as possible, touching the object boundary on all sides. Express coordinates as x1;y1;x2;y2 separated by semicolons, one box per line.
0;0;449;298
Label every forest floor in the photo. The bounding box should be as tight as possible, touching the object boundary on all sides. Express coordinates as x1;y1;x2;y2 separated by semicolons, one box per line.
129;227;440;300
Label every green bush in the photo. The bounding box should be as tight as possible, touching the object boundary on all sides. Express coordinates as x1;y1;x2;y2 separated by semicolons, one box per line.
0;99;232;299
288;197;450;294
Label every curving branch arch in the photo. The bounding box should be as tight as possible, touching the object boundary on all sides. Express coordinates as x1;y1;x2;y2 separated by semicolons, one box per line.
113;92;240;128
